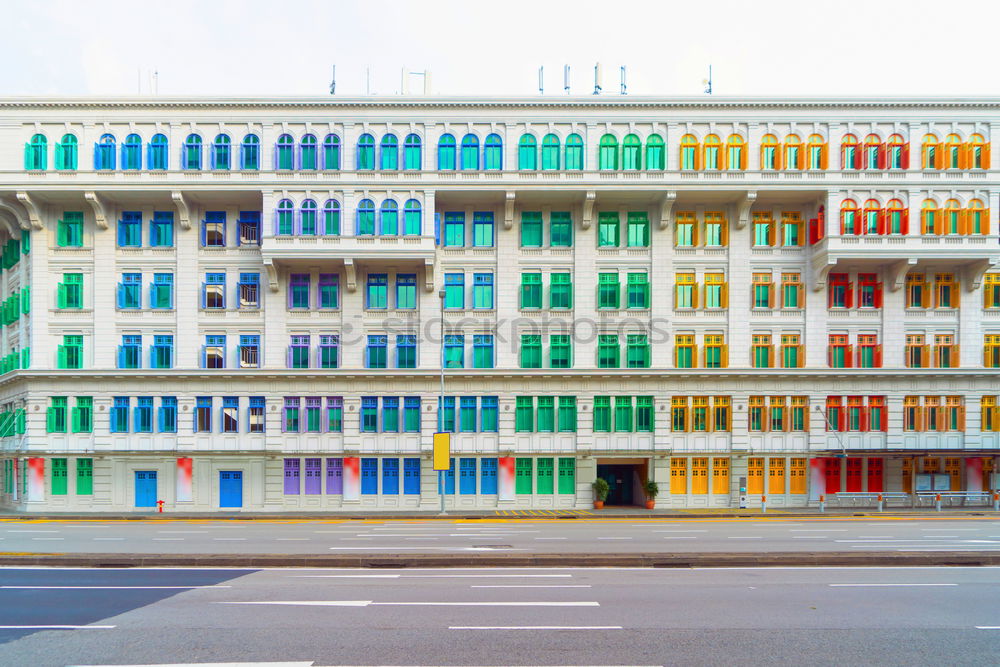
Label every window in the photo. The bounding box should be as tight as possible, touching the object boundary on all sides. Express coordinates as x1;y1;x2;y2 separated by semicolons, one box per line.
645;133;665;169
110;397;129;433
300;199;318;235
239;134;259;170
204;335;226;369
398;199;421;236
622;134;641;170
752;273;773;309
318;335;339;369
397;335;417;369
150;211;174;247
751;334;773;368
934;333;957;369
538;133;559;170
857;334;881;368
46;397;67;433
460;134;479;170
473;273;494;309
675;334;696;368
134;397;153;433
117;272;141;309
760;134;779;169
57;273;83;309
151;335;173;369
520;273;542;309
515;397;534;432
550;272;572;309
986;275;1000;309
565;133;583;170
380;134;398;170
781;334;802;368
520;211;543;247
158;397;177;432
274;199;294;235
356;133;375;170
905;334;928;368
862;134;883;170
118;334;141;369
726;134;746;170
674;273;696;309
806;134;827;169
752;213;775;246
283;397;301;432
391;273;416;310
444;273;465;309
558;396;577;432
443;212;464;246
366;335;387;369
680;134;698;170
626;273;650;309
57;212;84;247
598;334;620;369
483;133;502;170
704;211;727;246
968;199;989;235
986;335;1000;368
305;397;322;432
438;397;456;433
94;133;116;170
597;212;619;246
593;397;612;432
203;273;225;309
858;273;883;309
828;334;851;368
781;212;802;246
704;273;727;309
121;133;141;170
703;134;721;170
625;334;650;368
55;133;77;170
380;199;398;235
322;133;341;170
841;134;860;169
626;212;650;247
945;134;962;169
520;335;542;369
365;273;388;309
383;398;400;433
675;212;696;247
471;211;493;246
944;199;962;235
615;397;634;432
518;134;537;170
921;199;941;234
233;272;259;309
182;134;202;170
151;273;173;309
473;334;495;369
597;272;620;309
327;397;344;432
288;335;310;369
828;273;851;309
934;273;959;308
202;211;225;247
906;273;929;309
211;134;231;170
550;334;572;369
437;133;456;170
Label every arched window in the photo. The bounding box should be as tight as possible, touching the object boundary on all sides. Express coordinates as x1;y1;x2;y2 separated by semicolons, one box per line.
404;199;422;235
886;134;906;170
356;198;376;235
945;134;962;169
380;199;399;235
211;134;231;170
886;198;908;235
274;134;295;170
460;134;480;170
484;133;502;170
403;133;421;170
94;133;116;170
541;134;560;170
922;134;941;169
967;198;989;234
322;134;341;170
921;199;941;234
239;134;259;170
298;199;317;235
300;134;318;170
564;133;583;170
356;133;375;170
121;134;141;170
148;133;168;170
24;133;47;170
703;134;721;170
380;134;398;170
55;133;77;170
783;134;803;170
645;134;664;170
841;134;860;170
968;133;989;169
806;134;827;170
944;198;962;234
322;199;341;235
840;199;859;235
760;134;779;170
518;134;537;170
598;134;618;170
862;199;881;235
680;134;699;170
275;199;295;235
863;134;883;170
183;134;202;170
726;134;746;170
437;133;456;170
622;134;641;170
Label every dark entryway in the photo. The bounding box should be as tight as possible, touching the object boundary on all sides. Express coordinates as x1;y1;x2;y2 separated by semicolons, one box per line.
597;463;644;506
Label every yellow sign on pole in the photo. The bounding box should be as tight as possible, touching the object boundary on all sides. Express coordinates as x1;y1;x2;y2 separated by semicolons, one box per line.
432;432;451;471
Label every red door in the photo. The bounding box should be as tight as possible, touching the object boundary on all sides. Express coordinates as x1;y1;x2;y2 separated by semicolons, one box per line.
867;458;884;492
825;458;842;494
845;458;862;492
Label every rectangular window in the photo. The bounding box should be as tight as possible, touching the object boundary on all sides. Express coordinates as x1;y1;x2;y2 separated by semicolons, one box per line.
515;396;534;432
752;213;775;246
674;334;696;369
626;273;650;309
444;334;464;369
520;335;542;369
118;334;141;369
934;273;959;309
636;396;656;432
597;273;620;309
57;212;84;247
550;335;572;369
752;273;773;309
71;397;93;433
238;211;261;246
472;273;494;309
675;212;696;247
906;273;929;309
288;273;310;309
443;212;465;247
597;212;619;247
751;334;773;368
110;397;130;433
366;273;388;309
781;273;802;309
781;334;801;369
704;273;727;309
284;397;301;433
521;212;543;247
57;273;83;309
397;335;417;369
905;334;927;369
117;272;143;309
288;335;310;369
238;335;259;369
248;396;265;433
593;396;611;432
150;335;173;369
626;334;650;369
558;396;577;432
858;273;882;309
459;397;477;433
403;397;421;432
473;335;494;369
327;397;344;432
781;212;802;246
985;274;1000;309
934;333;957;369
520;273;542;309
202;211;226;247
204;335;226;369
150;211;174;247
672;397;689;431
46;397;67;433
597;334;620;369
238;273;260;308
150;273;173;309
444;273;465;309
626;212;650;247
57;335;83;370
117;211;142;248
472;212;494;247
382;397;399;433
133;397;153;433
438;396;456;433
704;212;727;246
203;273;225;309
614;396;634;432
158;397;177;432
366;335;387;369
194;397;212;432
550;272;572;309
550;211;573;246
480;396;498;432
674;273;697;309
395;274;416;309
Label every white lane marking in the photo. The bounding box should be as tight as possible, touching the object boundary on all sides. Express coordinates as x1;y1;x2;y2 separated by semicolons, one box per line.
790;529;848;532
157;530;209;534
276;538;309;541
534;537;567;540
152;538;185;541
326;547;528;551
792;536;828;539
976;626;1000;629
662;536;697;540
212;538;247;541
404;537;439;540
92;538;125;541
597;537;632;540
0;625;116;629
654;530;708;533
727;536;762;539
2;585;232;590
5;530;60;533
291;574;401;578
450;625;622;630
829;583;958;587
857;535;895;538
31;537;64;541
220;600;598;607
71;662;314;666
470;585;592;588
921;528;980;531
295;574;572;578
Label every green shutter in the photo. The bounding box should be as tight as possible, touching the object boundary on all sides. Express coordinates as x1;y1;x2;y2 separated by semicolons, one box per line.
56;283;67;308
76;458;93;495
15;409;25;435
558;458;576;494
536;458;554;494
51;458;68;495
56;345;67;369
21;286;30;314
515;458;533;494
558;396;577;432
20;347;29;369
515;397;534;432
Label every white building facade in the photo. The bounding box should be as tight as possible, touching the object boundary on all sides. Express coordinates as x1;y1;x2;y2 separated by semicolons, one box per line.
0;96;999;512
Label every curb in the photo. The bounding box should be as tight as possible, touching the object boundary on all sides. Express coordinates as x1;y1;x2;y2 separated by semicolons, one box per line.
3;551;1000;568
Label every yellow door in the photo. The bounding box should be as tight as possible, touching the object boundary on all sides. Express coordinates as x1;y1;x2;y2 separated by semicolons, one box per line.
712;458;730;494
768;458;786;495
670;458;687;495
789;458;807;494
747;457;764;495
691;458;708;494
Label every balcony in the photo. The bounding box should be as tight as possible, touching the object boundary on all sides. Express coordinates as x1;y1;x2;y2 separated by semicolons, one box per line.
261;235;437;293
811;234;1000;291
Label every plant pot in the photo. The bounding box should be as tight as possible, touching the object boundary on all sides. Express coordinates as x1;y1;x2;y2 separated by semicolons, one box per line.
593;500;604;509
645;500;656;510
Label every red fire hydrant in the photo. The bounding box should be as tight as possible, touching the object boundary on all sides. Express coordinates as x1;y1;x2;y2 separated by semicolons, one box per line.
156;499;165;513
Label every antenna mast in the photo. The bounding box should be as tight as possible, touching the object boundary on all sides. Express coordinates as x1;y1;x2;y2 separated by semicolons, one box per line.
593;63;602;95
620;66;627;95
564;65;570;94
538;66;544;94
329;65;336;95
703;65;713;95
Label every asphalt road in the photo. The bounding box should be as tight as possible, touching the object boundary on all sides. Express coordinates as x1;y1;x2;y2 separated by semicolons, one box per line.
2;517;1000;554
1;566;1000;666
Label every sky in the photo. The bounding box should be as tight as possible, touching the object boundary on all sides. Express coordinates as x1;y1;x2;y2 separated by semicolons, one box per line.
0;0;994;98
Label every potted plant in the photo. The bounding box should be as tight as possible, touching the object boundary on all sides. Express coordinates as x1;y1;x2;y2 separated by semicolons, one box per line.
643;479;659;510
592;478;610;509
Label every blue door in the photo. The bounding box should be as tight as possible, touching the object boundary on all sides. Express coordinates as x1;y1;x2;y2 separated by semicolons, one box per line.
135;470;157;508
219;471;243;508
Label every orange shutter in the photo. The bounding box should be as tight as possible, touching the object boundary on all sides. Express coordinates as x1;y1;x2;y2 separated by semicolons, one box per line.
820;144;829;170
983;144;992;169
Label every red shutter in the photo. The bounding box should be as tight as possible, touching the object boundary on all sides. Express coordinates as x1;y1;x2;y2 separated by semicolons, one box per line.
880;403;888;431
854;148;862;170
844;345;854;368
859;405;870;432
874;345;883;368
877;145;887;170
901;143;910;169
827;346;833;367
838;408;846;432
840;146;847;170
901;209;909;235
876;210;887;235
874;283;883;308
845;283;854;309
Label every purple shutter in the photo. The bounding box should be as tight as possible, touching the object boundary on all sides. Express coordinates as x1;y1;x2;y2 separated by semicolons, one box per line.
304;458;322;495
283;458;300;494
326;458;343;494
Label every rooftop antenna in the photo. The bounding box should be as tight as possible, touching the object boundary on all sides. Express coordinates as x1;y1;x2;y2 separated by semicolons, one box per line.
620;66;627;95
538;66;544;94
564;65;570;94
593;62;602;95
365;66;372;95
329;65;336;95
401;68;431;95
703;65;713;95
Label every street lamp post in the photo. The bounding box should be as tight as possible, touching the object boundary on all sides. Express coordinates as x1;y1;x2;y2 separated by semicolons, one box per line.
438;288;447;516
